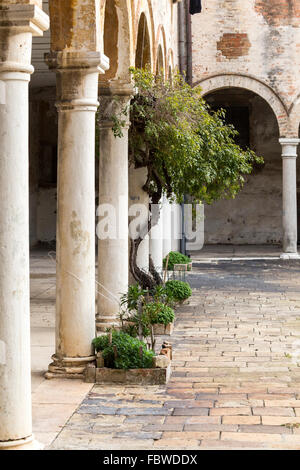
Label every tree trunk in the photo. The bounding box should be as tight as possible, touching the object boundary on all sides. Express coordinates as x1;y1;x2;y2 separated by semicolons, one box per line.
129;204;163;290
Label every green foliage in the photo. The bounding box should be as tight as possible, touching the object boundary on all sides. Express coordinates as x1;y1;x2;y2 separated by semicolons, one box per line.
165;280;192;302
122;311;151;339
112;68;263;205
120;283;147;312
92;334;110;352
119;284;151;338
92;331;154;370
144;302;175;325
163;251;191;271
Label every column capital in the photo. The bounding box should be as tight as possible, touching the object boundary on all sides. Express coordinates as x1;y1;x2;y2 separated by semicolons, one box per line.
0;4;49;36
99;79;134;97
46;50;109;75
279;138;300;158
98;80;134;129
46;51;109;112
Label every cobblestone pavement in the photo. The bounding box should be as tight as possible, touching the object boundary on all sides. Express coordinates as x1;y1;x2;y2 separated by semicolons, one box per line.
50;260;300;450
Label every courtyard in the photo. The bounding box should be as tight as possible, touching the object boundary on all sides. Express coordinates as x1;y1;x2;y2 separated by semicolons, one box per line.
1;0;300;452
31;249;300;450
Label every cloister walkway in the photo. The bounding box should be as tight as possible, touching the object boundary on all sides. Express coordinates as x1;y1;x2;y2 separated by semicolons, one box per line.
30;250;300;449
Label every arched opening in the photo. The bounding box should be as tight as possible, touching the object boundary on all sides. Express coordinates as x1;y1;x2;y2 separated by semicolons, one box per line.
103;0;119;80
135;13;151;69
155;44;164;77
203;87;282;247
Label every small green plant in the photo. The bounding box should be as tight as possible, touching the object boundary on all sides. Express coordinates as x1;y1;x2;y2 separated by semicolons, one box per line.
120;283;147;312
151;284;175;306
165;280;192;302
163;251;191;271
92;331;154;370
144;302;175;326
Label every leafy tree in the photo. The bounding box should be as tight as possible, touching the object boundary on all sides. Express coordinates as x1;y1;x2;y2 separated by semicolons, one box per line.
104;68;263;288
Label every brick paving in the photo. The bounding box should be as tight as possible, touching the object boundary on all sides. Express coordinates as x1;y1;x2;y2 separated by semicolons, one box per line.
50;260;300;450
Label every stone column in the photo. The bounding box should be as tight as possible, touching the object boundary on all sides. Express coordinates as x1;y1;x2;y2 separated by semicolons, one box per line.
96;82;132;331
280;138;300;259
149;201;163;269
45;51;108;378
0;3;48;450
162;196;172;258
129;166;150;276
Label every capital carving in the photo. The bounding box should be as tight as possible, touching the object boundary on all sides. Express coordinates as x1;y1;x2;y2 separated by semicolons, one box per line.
0;4;49;36
98;94;132;129
98;80;134;128
46;51;109;75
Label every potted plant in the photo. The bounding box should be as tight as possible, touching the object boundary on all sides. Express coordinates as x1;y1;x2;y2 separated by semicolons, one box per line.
120;284;176;340
144;301;175;335
163;251;193;272
84;330;171;385
165;280;192;304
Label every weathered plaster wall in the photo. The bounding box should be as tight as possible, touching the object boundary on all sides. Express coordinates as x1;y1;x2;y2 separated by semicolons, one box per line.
192;0;300;134
204;92;282;244
191;0;300;244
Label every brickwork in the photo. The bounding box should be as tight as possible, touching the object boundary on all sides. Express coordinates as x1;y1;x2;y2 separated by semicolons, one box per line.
49;261;300;450
217;33;251;59
192;0;300;136
254;0;300;27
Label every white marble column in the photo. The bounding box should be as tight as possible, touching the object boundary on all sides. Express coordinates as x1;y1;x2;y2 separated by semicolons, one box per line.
45;52;108;378
129;166;150;278
96;82;132;331
162;196;172;258
149;201;163;270
280;138;300;259
0;3;48;449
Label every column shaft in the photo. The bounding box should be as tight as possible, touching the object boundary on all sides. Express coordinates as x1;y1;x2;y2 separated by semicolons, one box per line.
96;87;131;331
149;201;163;269
0;4;48;449
162;196;172;258
129;166;150;279
280;138;300;259
46;53;104;378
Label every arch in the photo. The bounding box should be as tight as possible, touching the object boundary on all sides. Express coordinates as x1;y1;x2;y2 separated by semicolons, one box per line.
195;74;289;137
154;25;167;77
101;0;133;82
155;44;164;77
288;95;300;137
167;48;174;75
135;12;152;69
134;0;155;71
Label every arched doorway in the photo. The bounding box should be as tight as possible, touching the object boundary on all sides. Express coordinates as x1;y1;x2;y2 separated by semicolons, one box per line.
203;87;282;246
135;12;151;68
102;0;132;81
156;44;164;76
103;0;119;80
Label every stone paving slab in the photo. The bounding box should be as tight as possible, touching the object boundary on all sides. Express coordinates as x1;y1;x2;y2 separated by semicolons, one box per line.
49;260;300;450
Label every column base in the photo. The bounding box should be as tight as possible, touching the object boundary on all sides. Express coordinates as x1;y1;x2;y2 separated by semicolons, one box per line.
96;314;120;332
0;435;44;450
45;354;96;379
280;252;300;260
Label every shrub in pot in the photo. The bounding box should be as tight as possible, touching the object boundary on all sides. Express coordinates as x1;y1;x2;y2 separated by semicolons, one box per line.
92;330;154;370
144;302;175;326
163;251;192;271
165;280;192;303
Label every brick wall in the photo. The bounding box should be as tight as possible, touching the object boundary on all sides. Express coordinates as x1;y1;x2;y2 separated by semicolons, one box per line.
192;0;300;119
191;0;300;244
